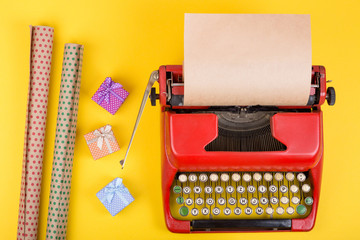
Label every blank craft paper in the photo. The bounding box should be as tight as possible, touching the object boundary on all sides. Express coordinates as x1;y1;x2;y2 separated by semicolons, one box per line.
184;14;312;106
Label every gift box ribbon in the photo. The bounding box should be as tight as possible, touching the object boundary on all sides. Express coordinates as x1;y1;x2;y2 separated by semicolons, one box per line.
86;125;115;152
97;77;125;104
100;178;130;205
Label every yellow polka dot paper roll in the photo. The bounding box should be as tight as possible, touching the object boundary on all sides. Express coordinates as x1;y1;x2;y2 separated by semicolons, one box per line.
84;125;120;160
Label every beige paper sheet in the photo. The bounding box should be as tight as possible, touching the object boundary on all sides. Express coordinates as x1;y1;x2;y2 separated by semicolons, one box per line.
184;14;312;106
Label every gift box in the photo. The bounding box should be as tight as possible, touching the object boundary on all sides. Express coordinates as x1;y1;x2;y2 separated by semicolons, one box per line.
92;77;129;115
84;124;120;160
96;178;134;216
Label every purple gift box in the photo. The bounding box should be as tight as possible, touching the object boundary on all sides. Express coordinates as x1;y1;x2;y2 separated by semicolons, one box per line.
92;77;129;115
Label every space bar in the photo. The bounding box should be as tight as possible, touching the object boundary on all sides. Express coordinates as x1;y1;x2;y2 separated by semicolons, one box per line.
192;219;291;231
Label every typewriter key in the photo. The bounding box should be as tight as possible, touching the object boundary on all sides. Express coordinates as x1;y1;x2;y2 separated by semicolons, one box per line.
251;198;259;205
290;185;299;193
185;198;193;205
202;207;209;215
215;186;223;194
224;207;231;215
286;172;295;181
183;186;191;194
270;196;279;204
173;186;181;194
178;174;187;183
296;205;307;215
269;185;277;193
302;184;311;193
234;207;242;215
226;186;234;194
258;185;267;193
253;172;262;182
245;207;252;215
176;196;184;204
243;173;251;182
276;207;284;215
220;173;230;182
189;174;197;182
196;197;204;205
179;206;189;216
286;207;295;215
256;207;264;215
260;197;268;205
228;197;236;205
264;173;273;182
291;196;300;205
297;173;306;182
204;186;212;194
280;196;289;204
274;172;284;181
237;185;245;194
213;207;220;215
232;173;241;182
194;186;202;194
240;197;248;205
305;197;314;205
206;198;214;206
266;207;274;215
280;185;288;193
191;208;199;216
247;185;256;193
218;197;226;205
199;174;208;182
209;173;219;182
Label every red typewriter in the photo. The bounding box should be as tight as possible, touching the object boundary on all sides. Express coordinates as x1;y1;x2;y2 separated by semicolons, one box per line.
122;65;335;233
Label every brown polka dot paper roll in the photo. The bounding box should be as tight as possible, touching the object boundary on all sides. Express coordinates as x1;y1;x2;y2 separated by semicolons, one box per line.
45;43;84;240
17;26;54;240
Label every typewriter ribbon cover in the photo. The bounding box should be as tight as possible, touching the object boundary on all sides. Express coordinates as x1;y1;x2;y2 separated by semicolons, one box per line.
184;14;312;106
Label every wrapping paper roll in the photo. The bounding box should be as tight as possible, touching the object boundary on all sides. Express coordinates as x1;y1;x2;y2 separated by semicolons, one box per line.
45;43;84;240
17;26;54;240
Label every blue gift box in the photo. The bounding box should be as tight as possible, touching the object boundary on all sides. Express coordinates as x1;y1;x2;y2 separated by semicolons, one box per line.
96;178;134;216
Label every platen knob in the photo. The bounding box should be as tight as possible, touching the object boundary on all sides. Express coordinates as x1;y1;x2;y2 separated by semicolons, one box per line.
149;87;159;106
326;87;336;106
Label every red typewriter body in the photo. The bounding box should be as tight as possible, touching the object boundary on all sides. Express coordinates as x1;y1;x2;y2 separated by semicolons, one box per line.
149;65;334;233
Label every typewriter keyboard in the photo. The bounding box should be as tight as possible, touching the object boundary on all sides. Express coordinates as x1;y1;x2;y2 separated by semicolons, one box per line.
170;172;313;220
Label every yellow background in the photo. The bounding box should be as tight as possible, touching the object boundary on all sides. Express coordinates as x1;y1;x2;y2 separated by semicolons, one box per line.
0;0;359;239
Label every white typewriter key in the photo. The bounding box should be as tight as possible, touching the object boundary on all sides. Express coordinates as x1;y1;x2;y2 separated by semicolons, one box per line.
245;207;253;215
183;186;191;194
280;185;288;193
202;207;209;215
185;198;193;205
224;207;231;215
270;197;279;205
297;173;306;182
215;186;223;194
251;198;259;205
291;196;300;205
253;172;262;182
264;173;273;182
232;173;241;182
260;197;268;205
256;207;264;215
269;185;277;193
206;198;214;206
274;172;284;182
204;186;213;194
213;207;221;215
266;207;274;215
220;173;230;182
209;173;219;182
228;197;236;205
286;207;295;215
240;197;248;205
218;197;226;205
178;174;187;183
242;173;251;182
276;207;285;215
188;174;197;182
302;184;311;193
193;186;202;194
286;172;295;181
280;196;289;204
226;186;234;194
258;185;267;193
196;197;204;205
290;185;299;193
237;185;245;194
247;185;256;193
199;174;208;182
191;208;199;216
234;207;242;215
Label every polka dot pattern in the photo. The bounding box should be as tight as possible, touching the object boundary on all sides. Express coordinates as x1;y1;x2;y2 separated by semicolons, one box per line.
45;44;84;240
91;78;129;115
17;26;54;240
